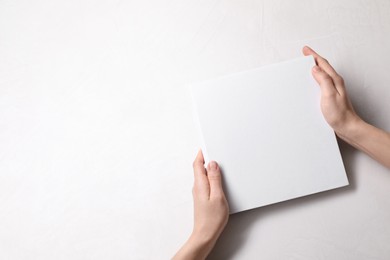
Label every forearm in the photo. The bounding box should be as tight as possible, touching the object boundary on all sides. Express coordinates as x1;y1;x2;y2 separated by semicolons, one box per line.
337;118;390;168
172;233;216;260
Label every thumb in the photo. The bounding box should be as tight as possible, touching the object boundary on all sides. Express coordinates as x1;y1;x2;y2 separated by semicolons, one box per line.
207;161;225;199
312;65;339;96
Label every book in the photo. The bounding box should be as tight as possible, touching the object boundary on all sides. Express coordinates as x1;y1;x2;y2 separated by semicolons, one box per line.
190;56;348;214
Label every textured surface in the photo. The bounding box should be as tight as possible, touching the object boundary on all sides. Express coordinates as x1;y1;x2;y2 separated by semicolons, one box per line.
0;0;389;259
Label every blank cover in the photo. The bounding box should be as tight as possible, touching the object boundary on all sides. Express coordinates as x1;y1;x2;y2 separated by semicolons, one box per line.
190;56;348;214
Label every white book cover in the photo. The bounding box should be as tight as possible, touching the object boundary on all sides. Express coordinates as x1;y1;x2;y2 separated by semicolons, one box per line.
190;56;348;214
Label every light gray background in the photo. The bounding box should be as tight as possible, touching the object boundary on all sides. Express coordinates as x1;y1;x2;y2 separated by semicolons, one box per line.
0;0;389;259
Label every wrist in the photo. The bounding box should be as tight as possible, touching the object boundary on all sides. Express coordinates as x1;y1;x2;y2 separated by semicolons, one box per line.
183;231;218;259
335;115;366;145
189;231;217;250
173;233;213;260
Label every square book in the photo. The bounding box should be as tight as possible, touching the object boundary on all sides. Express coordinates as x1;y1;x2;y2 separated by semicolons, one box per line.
190;56;348;214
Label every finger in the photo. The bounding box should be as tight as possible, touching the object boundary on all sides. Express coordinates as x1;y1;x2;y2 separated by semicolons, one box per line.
302;46;339;78
192;149;210;198
312;65;339;96
206;161;225;199
303;46;346;95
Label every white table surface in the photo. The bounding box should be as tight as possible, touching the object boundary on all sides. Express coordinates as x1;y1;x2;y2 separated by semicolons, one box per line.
1;1;389;259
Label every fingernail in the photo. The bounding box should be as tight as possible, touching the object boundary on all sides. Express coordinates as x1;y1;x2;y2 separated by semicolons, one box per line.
313;66;321;72
209;161;218;170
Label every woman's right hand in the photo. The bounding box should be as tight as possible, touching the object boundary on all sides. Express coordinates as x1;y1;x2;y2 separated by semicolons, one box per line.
302;46;361;138
303;46;390;168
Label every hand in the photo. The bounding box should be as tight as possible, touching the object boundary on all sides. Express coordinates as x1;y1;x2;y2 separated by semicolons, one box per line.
303;46;390;168
192;150;229;243
302;46;361;137
173;150;229;260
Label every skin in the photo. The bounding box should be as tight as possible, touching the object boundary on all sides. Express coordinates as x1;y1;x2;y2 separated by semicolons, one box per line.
174;46;390;259
172;150;229;260
302;46;390;168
